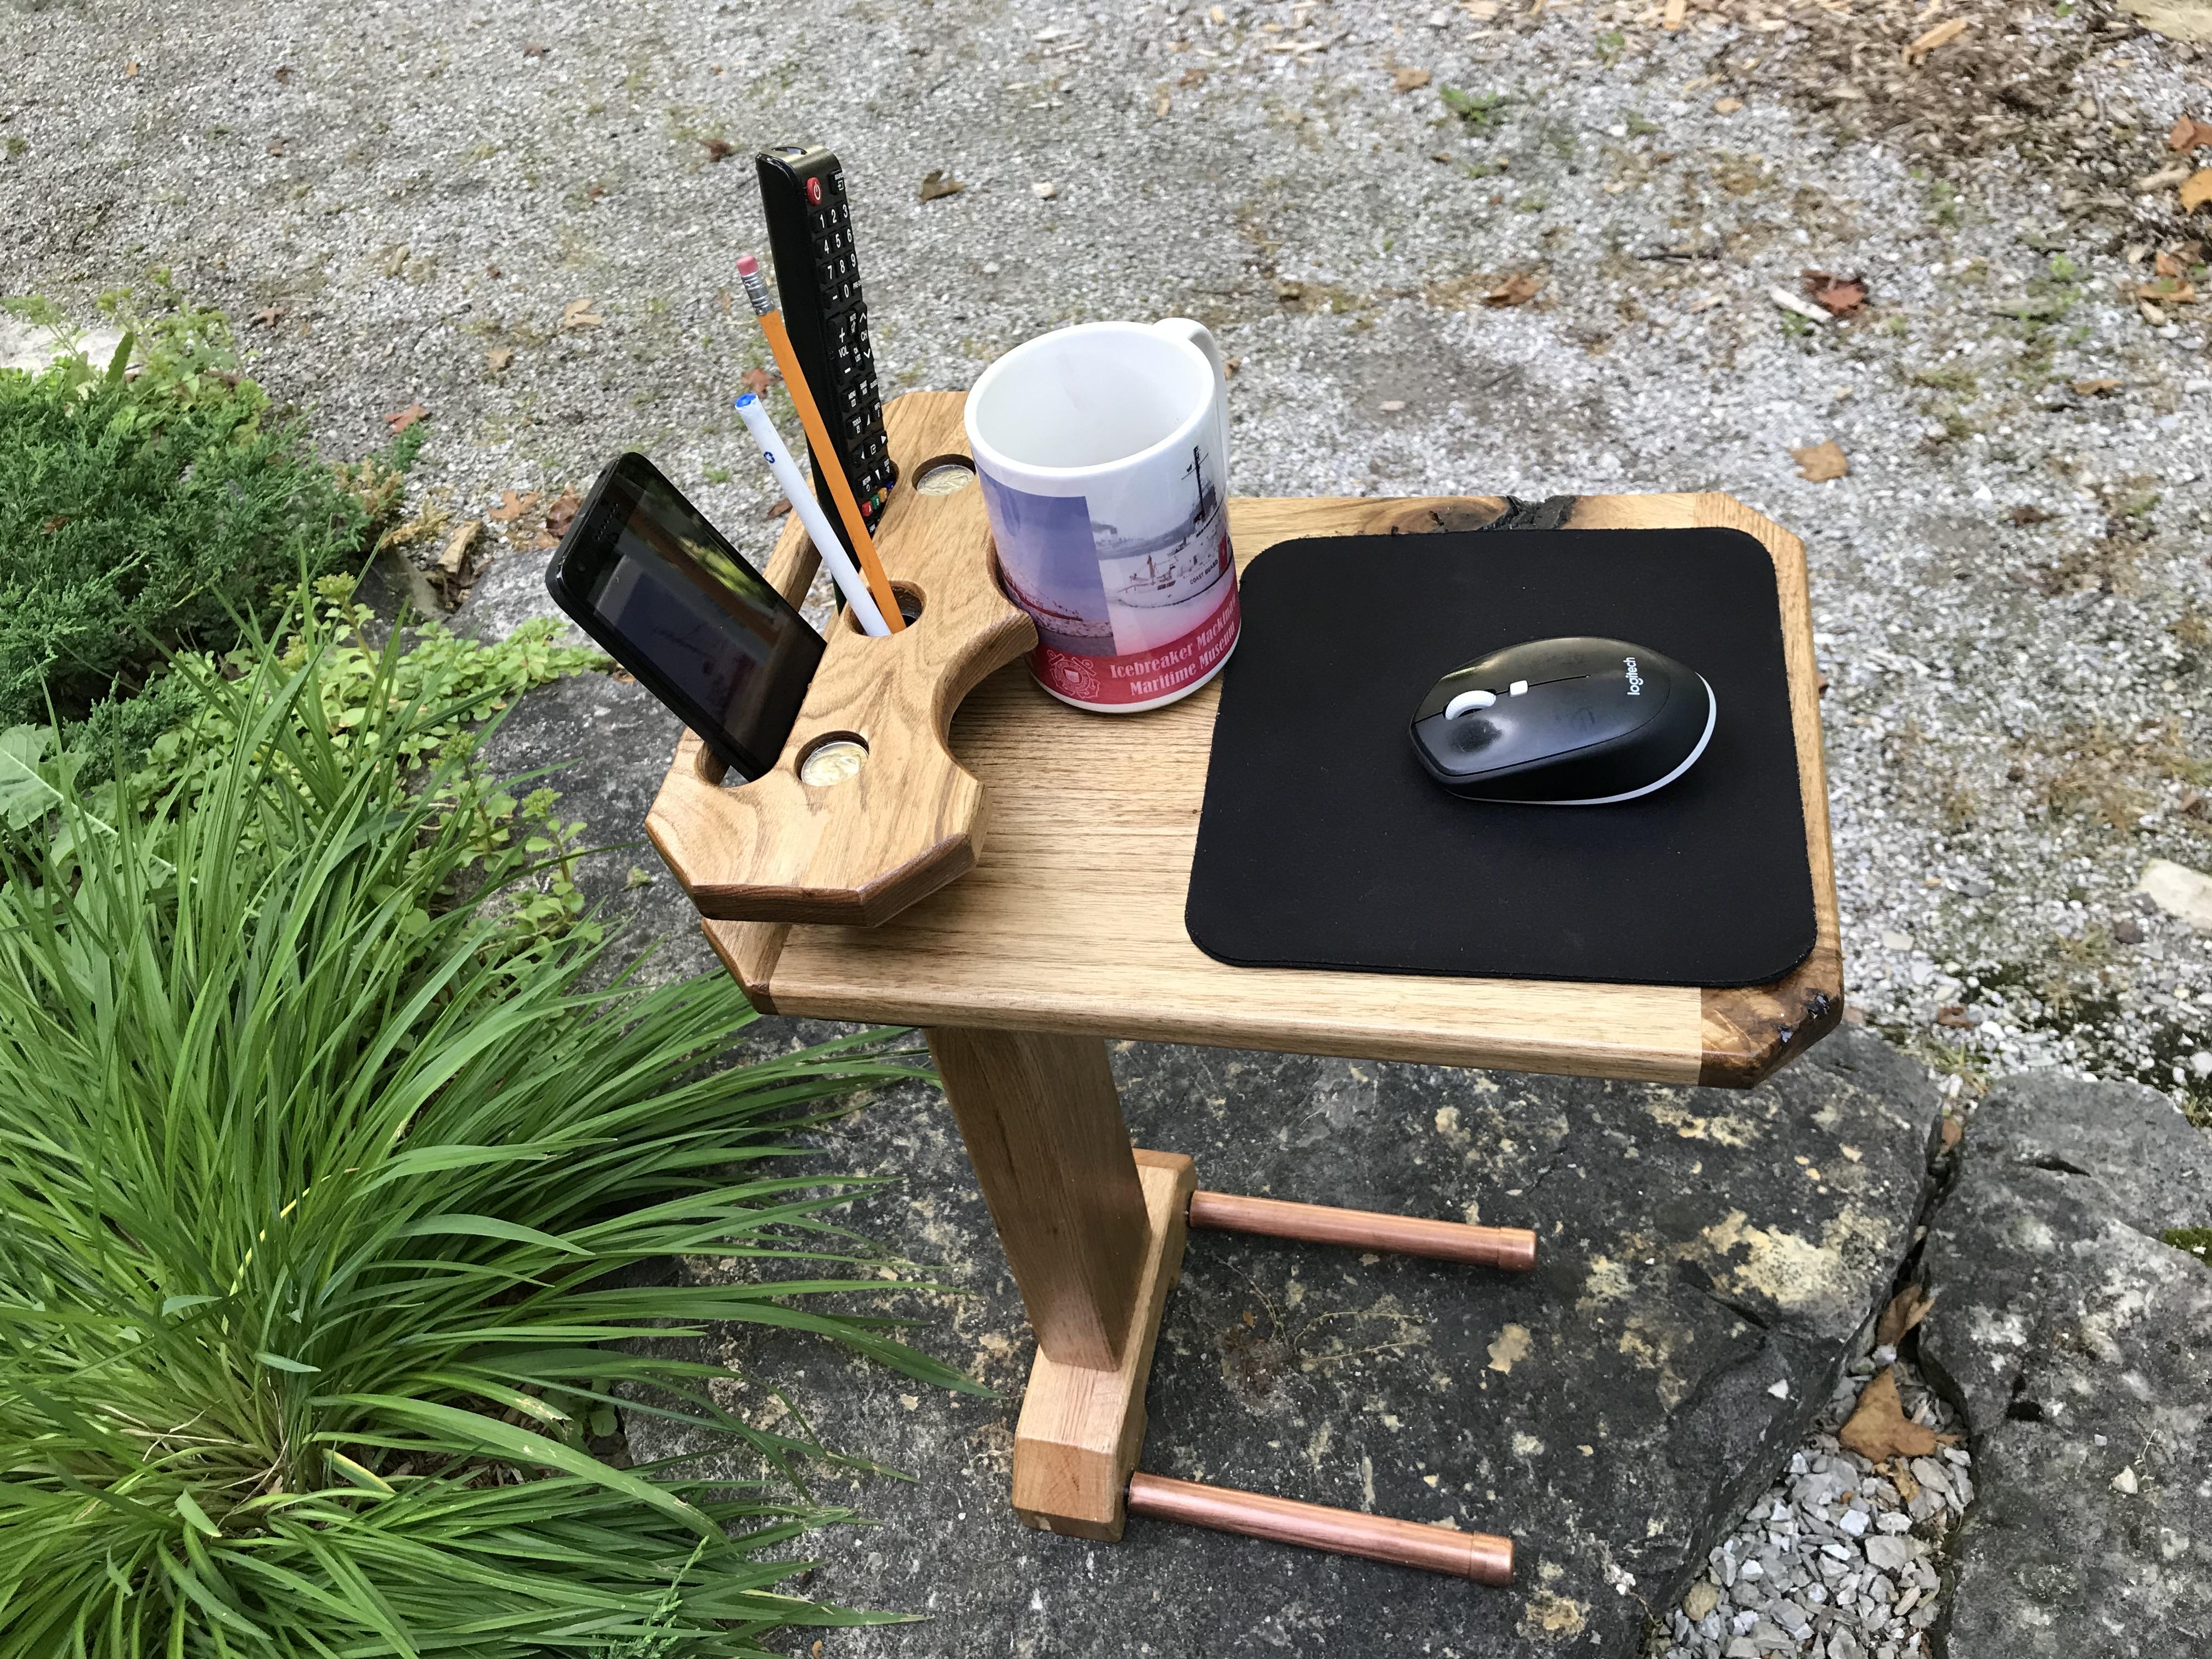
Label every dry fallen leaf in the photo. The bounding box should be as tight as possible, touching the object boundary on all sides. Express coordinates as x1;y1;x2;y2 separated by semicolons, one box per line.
1940;1114;1963;1150
739;366;773;396
1662;0;1686;29
2156;251;2183;278
543;490;583;540
2138;279;2200;305
266;136;288;157
1713;96;1743;115
764;497;793;520
379;245;409;278
1394;66;1432;92
2184;169;2212;213
1838;1368;1945;1463
1936;1004;1973;1028
250;306;285;329
2006;504;2054;525
1803;269;1868;317
436;518;483;579
486;347;514;372
2071;377;2122;396
1790;439;1849;482
703;137;734;163
1482;272;1543;307
383;403;428;435
273;65;293;84
1905;18;1970;59
488;489;539;524
561;298;605;330
918;169;965;202
1155;92;1171;116
2170;115;2212;153
1875;1283;1936;1348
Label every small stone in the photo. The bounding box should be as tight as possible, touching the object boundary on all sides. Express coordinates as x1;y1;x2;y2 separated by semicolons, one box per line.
1379;399;1407;412
1769;1379;1791;1398
1728;1640;1762;1659
1865;1534;1916;1572
1881;929;1912;950
2112;1465;2140;1494
1686;1581;1723;1620
1829;1633;1865;1659
1031;180;1058;199
2113;917;2146;945
1838;1509;1870;1537
1875;1511;1912;1532
2138;859;2212;931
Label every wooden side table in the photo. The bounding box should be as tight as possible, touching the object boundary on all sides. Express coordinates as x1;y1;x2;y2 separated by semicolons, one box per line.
647;393;1842;1582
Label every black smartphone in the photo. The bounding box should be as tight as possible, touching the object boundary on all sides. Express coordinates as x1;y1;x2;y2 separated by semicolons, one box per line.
544;454;823;779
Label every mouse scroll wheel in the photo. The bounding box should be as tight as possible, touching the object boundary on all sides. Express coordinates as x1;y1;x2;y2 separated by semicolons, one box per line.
1444;689;1498;719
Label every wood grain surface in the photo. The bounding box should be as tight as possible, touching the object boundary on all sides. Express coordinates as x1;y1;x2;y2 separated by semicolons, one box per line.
1011;1149;1196;1540
646;393;1035;925
685;396;1843;1086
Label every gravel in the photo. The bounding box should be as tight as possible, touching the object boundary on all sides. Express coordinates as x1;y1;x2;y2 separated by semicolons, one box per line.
1648;1355;1972;1659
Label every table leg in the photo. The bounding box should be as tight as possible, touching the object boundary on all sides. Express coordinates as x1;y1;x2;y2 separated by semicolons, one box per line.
924;1027;1151;1370
925;1027;1190;1539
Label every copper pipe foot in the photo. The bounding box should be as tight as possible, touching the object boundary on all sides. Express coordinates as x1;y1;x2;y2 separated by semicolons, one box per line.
1126;1472;1513;1584
1187;1188;1537;1271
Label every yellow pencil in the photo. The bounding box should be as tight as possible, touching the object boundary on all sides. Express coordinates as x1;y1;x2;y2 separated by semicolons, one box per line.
736;253;904;631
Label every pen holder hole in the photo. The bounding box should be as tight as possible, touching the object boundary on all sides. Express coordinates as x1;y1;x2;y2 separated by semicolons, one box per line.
798;733;869;788
841;582;924;634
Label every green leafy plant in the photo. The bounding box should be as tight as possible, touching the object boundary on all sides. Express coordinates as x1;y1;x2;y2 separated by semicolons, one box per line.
0;285;404;730
77;575;616;945
0;620;981;1655
1440;86;1509;131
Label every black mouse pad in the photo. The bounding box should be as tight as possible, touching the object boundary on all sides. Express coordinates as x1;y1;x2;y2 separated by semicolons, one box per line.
1185;528;1816;987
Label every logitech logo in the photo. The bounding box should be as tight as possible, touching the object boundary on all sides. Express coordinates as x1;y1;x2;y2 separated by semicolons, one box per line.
1623;656;1643;696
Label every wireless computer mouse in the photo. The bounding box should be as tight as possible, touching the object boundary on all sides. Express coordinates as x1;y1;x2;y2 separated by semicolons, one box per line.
1408;637;1716;804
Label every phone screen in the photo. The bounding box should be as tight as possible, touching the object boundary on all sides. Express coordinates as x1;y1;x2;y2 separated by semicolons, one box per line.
560;458;823;777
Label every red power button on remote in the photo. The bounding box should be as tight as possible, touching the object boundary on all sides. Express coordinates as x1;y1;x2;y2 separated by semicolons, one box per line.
805;177;822;204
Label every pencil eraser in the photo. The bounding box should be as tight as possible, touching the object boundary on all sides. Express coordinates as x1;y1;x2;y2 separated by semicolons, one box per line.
735;253;759;277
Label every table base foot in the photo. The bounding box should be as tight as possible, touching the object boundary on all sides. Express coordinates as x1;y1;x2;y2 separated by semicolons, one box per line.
1012;1150;1195;1540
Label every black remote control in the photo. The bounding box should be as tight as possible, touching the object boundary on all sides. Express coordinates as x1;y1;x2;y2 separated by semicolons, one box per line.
755;145;895;554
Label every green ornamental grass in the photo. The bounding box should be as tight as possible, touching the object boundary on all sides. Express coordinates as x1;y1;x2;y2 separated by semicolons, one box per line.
0;609;981;1655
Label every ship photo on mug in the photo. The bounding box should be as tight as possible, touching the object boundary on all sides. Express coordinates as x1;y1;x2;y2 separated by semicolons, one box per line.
983;441;1238;709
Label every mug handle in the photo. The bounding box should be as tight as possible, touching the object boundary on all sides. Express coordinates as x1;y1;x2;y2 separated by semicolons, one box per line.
1154;317;1230;492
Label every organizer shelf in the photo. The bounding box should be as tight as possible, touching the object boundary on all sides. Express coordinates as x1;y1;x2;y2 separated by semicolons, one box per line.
648;390;1843;1577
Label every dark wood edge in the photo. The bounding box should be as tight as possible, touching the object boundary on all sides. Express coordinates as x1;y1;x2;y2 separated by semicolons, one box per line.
1697;951;1845;1087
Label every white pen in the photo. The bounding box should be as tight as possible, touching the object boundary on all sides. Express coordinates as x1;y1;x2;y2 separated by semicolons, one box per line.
733;391;891;637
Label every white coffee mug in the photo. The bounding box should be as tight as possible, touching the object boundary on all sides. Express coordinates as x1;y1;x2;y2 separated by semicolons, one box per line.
965;319;1240;713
